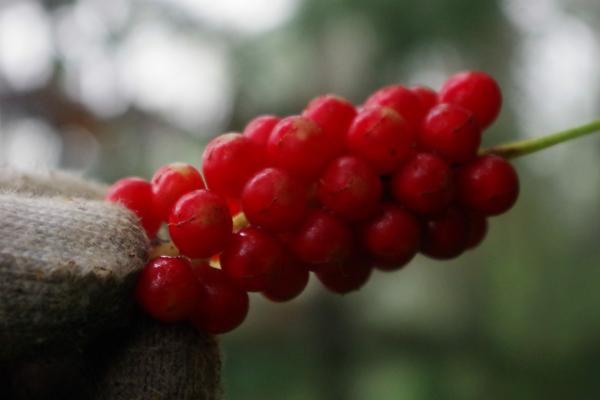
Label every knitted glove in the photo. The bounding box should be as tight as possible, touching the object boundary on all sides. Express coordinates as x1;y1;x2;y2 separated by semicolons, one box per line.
0;169;221;400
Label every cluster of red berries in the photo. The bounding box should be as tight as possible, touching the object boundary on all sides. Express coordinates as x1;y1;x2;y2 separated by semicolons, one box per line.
106;71;519;335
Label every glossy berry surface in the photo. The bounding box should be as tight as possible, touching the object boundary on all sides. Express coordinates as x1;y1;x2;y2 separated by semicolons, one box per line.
122;70;521;334
241;167;308;232
303;94;357;155
136;257;200;322
317;155;382;221
421;207;468;260
419;103;482;164
362;204;422;268
456;155;519;216
151;163;205;221
411;86;438;113
227;198;242;215
439;71;502;129
220;227;286;292
243;115;281;146
262;257;310;302
168;190;232;258
316;258;372;294
267;115;336;180
202;133;266;198
364;85;425;130
290;210;353;267
465;211;488;249
106;177;161;238
347;106;415;174
191;261;249;334
391;152;454;216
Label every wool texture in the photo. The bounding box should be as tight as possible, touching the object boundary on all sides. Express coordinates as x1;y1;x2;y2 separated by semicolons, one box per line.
0;169;221;399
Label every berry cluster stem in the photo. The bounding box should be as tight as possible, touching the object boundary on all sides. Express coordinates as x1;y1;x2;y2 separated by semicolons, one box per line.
480;119;600;159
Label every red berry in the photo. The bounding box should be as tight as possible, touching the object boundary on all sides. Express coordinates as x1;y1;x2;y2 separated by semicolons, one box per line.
227;197;242;215
362;204;422;269
465;211;488;249
316;258;372;295
267;115;339;180
151;163;205;221
303;94;357;155
419;103;482;164
106;177;161;239
202;133;266;198
391;153;454;216
305;181;321;209
439;71;502;129
241;167;308;232
168;190;232;258
262;256;310;302
290;210;353;268
411;85;438;113
243;115;280;146
190;261;249;334
347;106;415;174
421;207;468;260
136;257;200;322
317;156;382;221
456;155;519;216
364;85;425;130
220;227;286;292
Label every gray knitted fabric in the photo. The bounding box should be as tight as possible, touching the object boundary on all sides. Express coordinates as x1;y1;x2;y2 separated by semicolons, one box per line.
0;194;147;359
0;169;221;399
0;168;107;200
92;318;222;400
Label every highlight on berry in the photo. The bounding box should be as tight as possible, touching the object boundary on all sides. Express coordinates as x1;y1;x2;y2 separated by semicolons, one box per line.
106;70;519;335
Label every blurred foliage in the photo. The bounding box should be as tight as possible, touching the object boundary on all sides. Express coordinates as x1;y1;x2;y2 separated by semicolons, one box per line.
1;0;600;399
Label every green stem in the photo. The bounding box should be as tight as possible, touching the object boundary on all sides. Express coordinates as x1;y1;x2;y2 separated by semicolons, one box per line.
480;119;600;159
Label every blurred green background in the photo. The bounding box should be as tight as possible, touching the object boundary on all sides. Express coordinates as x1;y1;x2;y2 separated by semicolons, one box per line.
1;0;600;398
